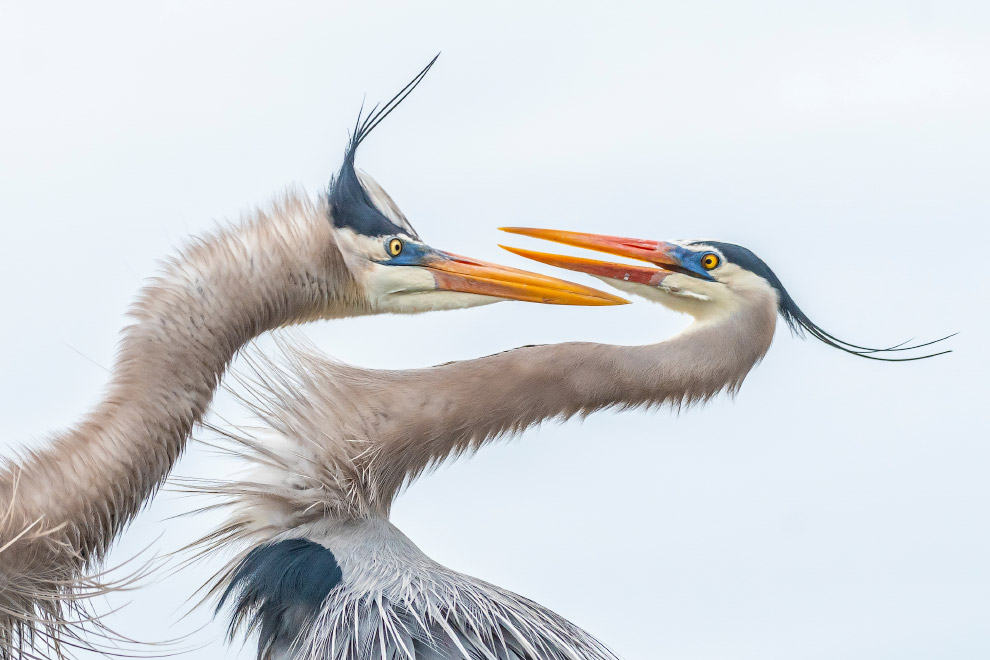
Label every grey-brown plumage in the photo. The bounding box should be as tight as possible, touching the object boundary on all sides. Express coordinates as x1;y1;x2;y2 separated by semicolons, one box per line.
0;63;623;656
241;295;774;518
193;229;948;659
0;194;360;657
0;194;364;658
190;276;778;659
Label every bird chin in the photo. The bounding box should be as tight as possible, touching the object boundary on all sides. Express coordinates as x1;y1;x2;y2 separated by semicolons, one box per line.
592;274;719;319
363;266;486;314
591;275;709;303
377;290;502;314
661;286;711;302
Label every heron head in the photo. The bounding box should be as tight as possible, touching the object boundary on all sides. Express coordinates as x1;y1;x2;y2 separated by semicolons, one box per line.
501;228;951;361
324;59;624;315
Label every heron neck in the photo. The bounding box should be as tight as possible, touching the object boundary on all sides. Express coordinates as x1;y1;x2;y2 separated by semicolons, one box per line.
368;297;777;507
228;288;779;517
0;194;361;570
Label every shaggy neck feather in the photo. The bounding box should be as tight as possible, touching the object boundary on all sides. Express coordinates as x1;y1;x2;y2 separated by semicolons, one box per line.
0;193;362;615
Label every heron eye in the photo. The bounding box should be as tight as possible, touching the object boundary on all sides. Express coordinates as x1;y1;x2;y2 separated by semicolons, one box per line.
701;253;720;270
388;238;403;257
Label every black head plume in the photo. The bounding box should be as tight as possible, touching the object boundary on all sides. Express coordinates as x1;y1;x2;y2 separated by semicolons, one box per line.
326;54;439;239
698;241;953;362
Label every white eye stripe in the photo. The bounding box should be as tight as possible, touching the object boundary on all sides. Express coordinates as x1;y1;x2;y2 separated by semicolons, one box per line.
357;170;421;240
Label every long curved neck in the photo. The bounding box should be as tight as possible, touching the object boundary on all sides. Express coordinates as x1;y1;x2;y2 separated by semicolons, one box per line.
0;194;361;570
367;298;777;505
245;290;779;517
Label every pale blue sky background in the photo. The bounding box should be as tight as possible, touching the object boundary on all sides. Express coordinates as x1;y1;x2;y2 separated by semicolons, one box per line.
0;1;988;658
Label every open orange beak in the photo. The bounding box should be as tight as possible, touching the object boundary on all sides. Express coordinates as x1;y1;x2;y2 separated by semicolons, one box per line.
497;227;697;284
421;249;628;305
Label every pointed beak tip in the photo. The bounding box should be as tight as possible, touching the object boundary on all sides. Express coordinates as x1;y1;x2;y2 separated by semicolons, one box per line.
558;292;630;307
571;288;631;306
498;226;544;237
499;243;672;292
562;291;630;306
425;250;629;307
498;244;632;306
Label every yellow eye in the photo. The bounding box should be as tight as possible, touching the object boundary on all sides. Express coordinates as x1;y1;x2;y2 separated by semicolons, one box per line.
388;238;403;257
701;253;720;270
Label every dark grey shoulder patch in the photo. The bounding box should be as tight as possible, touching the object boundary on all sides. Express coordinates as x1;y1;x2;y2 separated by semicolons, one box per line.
218;539;343;658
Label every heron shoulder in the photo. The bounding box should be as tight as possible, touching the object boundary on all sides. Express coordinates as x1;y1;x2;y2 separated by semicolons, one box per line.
220;516;619;660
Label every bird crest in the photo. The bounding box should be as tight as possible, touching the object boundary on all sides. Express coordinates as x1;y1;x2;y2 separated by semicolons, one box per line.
326;55;439;240
695;241;953;361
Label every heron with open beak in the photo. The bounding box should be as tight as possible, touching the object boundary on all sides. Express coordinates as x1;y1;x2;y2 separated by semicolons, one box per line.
191;227;948;659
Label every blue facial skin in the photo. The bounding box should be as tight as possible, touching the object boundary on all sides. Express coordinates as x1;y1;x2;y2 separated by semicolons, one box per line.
380;237;718;282
379;238;447;268
666;245;718;281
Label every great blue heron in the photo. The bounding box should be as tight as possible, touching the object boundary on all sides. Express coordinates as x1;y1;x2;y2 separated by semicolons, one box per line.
190;230;949;659
0;59;623;658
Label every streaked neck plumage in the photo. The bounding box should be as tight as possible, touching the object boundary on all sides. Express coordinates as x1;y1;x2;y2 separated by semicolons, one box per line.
229;282;778;524
198;284;779;660
0;191;367;651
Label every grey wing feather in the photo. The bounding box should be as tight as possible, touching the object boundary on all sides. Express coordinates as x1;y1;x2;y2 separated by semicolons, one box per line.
296;589;620;660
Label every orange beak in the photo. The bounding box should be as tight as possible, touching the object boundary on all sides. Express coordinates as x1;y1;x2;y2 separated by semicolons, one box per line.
498;245;671;286
421;249;628;305
497;227;687;284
